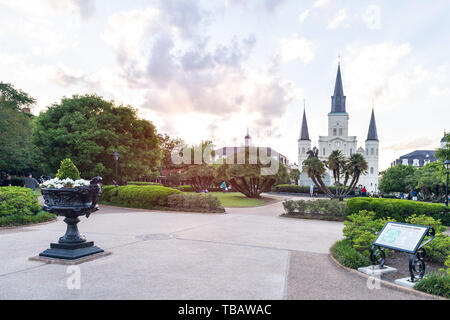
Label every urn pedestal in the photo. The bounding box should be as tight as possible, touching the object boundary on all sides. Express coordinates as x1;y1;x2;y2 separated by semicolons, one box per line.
39;177;104;260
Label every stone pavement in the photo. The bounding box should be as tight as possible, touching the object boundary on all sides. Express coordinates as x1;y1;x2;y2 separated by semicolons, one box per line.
0;196;431;300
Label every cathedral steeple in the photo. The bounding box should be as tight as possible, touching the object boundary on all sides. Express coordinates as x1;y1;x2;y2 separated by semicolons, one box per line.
299;107;310;141
331;64;346;113
366;108;378;141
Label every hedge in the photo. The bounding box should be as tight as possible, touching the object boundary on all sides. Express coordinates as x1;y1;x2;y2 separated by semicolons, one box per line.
101;185;182;208
330;239;371;269
167;194;224;213
414;273;450;298
127;181;162;186
346;197;450;226
273;184;355;196
0;187;55;227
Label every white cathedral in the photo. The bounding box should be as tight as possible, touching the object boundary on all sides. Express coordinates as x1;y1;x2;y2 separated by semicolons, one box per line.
298;64;380;193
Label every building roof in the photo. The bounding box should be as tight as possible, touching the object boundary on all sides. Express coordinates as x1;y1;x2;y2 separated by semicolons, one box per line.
441;135;447;143
331;64;346;113
395;150;437;167
366;108;378;141
299;109;310;140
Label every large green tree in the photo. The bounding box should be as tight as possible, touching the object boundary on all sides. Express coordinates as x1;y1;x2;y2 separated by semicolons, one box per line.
33;94;161;183
379;164;417;193
216;147;281;198
0;82;41;177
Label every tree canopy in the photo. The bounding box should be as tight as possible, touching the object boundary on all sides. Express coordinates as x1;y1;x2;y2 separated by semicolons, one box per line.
0;82;41;176
379;164;417;193
33;94;161;183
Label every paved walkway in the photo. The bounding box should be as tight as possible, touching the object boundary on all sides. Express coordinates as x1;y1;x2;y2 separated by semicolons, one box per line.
0;196;431;299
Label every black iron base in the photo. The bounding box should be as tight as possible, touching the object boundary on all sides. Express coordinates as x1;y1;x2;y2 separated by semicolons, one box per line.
39;241;104;260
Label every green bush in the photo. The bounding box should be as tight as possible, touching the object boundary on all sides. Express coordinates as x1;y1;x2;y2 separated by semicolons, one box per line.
282;199;348;218
343;210;394;254
0;187;41;216
0;187;55;227
167;193;224;212
274;184;355;196
127;181;162;186
0;211;56;227
100;185;182;209
174;185;195;192
56;158;81;180
330;239;371;269
414;272;450;298
346;197;450;226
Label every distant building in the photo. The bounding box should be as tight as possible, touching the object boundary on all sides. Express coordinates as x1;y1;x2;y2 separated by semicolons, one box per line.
298;64;379;192
214;129;290;166
391;134;447;168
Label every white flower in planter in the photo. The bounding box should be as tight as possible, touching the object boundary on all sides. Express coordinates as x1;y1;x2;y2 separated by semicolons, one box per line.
42;178;91;189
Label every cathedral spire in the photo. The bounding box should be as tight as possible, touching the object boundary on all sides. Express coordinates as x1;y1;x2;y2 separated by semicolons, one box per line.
331;63;346;113
366;108;378;141
299;105;310;141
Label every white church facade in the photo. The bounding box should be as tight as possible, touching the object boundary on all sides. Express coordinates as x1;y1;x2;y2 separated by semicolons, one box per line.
298;64;380;193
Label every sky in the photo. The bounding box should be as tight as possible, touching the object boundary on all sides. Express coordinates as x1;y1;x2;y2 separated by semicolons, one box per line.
1;0;449;171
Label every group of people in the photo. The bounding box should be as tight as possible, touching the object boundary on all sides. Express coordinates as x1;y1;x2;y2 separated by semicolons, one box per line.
2;173;41;192
221;181;231;192
399;191;419;201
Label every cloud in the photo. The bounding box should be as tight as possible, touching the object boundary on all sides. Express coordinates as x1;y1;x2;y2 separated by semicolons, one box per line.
278;35;315;64
384;137;434;152
313;0;332;9
299;9;310;23
328;8;349;29
362;5;381;30
99;2;299;143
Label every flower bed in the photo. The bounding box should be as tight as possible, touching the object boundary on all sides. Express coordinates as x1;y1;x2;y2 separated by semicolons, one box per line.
281;199;348;221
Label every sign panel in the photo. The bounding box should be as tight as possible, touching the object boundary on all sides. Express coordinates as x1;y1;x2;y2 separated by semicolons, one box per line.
373;222;429;254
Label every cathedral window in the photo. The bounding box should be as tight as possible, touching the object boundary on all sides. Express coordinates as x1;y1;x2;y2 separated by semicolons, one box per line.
333;128;337;136
323;148;326;156
376;149;378;156
370;167;374;174
350;148;353;155
413;159;420;167
339;128;343;136
371;148;374;155
302;147;305;154
402;159;409;165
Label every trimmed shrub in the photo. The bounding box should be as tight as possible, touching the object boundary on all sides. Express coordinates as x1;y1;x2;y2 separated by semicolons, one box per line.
167;193;224;213
274;184;355;196
0;211;56;227
56;158;81;180
414;272;450;298
127;181;162;186
100;185;182;209
346;197;450;226
282;199;348;218
331;239;371;269
0;187;41;217
0;187;55;227
174;185;195;192
343;210;394;254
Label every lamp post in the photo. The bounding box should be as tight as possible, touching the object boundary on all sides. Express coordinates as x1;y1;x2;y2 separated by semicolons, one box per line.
444;156;450;207
113;150;120;187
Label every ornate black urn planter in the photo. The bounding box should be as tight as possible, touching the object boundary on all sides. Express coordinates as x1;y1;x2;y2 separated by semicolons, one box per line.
39;177;104;260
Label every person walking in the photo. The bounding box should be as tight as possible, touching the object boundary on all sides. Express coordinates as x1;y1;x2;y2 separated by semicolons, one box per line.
309;184;314;197
412;190;418;201
221;181;227;193
24;173;40;192
3;174;12;187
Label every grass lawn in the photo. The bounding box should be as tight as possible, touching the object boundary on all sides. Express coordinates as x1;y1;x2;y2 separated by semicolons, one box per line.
194;192;267;207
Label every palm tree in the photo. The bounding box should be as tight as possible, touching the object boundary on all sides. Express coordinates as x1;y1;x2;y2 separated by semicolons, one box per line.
343;153;369;193
303;151;368;201
326;150;346;185
302;157;334;197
